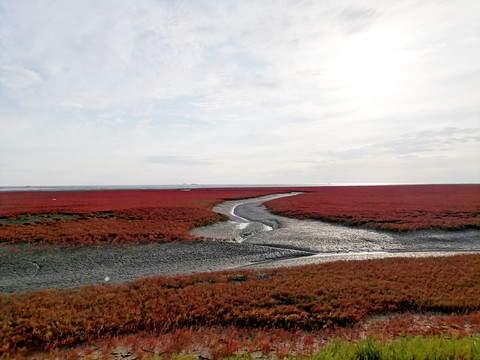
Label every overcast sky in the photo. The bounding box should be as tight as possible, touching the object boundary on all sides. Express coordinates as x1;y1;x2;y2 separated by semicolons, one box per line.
1;0;479;186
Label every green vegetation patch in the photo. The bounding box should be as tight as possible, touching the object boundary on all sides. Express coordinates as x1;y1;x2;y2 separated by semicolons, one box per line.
128;336;480;359
306;336;480;360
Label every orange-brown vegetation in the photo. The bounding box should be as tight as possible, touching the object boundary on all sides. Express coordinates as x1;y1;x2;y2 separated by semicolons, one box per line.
266;184;480;231
33;316;480;360
0;188;292;244
1;254;479;357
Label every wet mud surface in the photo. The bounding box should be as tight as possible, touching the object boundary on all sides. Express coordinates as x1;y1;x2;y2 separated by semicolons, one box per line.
192;193;480;268
0;242;310;294
1;193;479;293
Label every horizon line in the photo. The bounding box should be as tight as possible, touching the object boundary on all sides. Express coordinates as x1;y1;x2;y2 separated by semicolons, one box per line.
1;182;478;192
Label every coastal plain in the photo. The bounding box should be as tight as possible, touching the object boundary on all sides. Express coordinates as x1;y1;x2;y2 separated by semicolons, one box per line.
1;187;479;293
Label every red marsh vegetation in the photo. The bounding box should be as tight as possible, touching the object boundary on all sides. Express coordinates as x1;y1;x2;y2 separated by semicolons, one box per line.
0;188;293;245
1;254;479;357
1;184;478;245
266;184;480;231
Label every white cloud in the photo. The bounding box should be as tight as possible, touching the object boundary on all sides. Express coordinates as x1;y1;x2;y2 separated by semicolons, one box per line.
0;65;42;89
145;155;209;167
60;102;84;109
0;0;479;185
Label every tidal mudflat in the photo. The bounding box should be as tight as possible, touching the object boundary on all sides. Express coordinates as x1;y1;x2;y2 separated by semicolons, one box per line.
192;193;480;269
1;192;479;293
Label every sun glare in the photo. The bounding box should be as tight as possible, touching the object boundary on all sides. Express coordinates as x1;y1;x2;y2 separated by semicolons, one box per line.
329;31;407;101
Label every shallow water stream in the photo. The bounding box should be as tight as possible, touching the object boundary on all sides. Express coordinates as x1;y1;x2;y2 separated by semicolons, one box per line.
192;192;480;268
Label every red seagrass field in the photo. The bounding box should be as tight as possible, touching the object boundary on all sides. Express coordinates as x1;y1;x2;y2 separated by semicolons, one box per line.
1;254;480;358
0;188;294;245
266;184;480;231
0;184;479;245
1;184;480;358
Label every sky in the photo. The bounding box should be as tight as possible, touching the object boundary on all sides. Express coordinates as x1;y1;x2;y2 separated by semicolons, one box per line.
0;0;479;186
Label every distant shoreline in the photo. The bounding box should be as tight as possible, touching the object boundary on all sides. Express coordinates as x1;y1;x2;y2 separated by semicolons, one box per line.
1;182;476;192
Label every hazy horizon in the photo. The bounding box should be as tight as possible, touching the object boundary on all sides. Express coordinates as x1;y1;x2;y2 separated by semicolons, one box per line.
1;182;477;193
1;1;479;186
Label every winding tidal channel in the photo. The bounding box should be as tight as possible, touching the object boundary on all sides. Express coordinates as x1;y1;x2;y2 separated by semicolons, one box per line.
1;193;479;293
